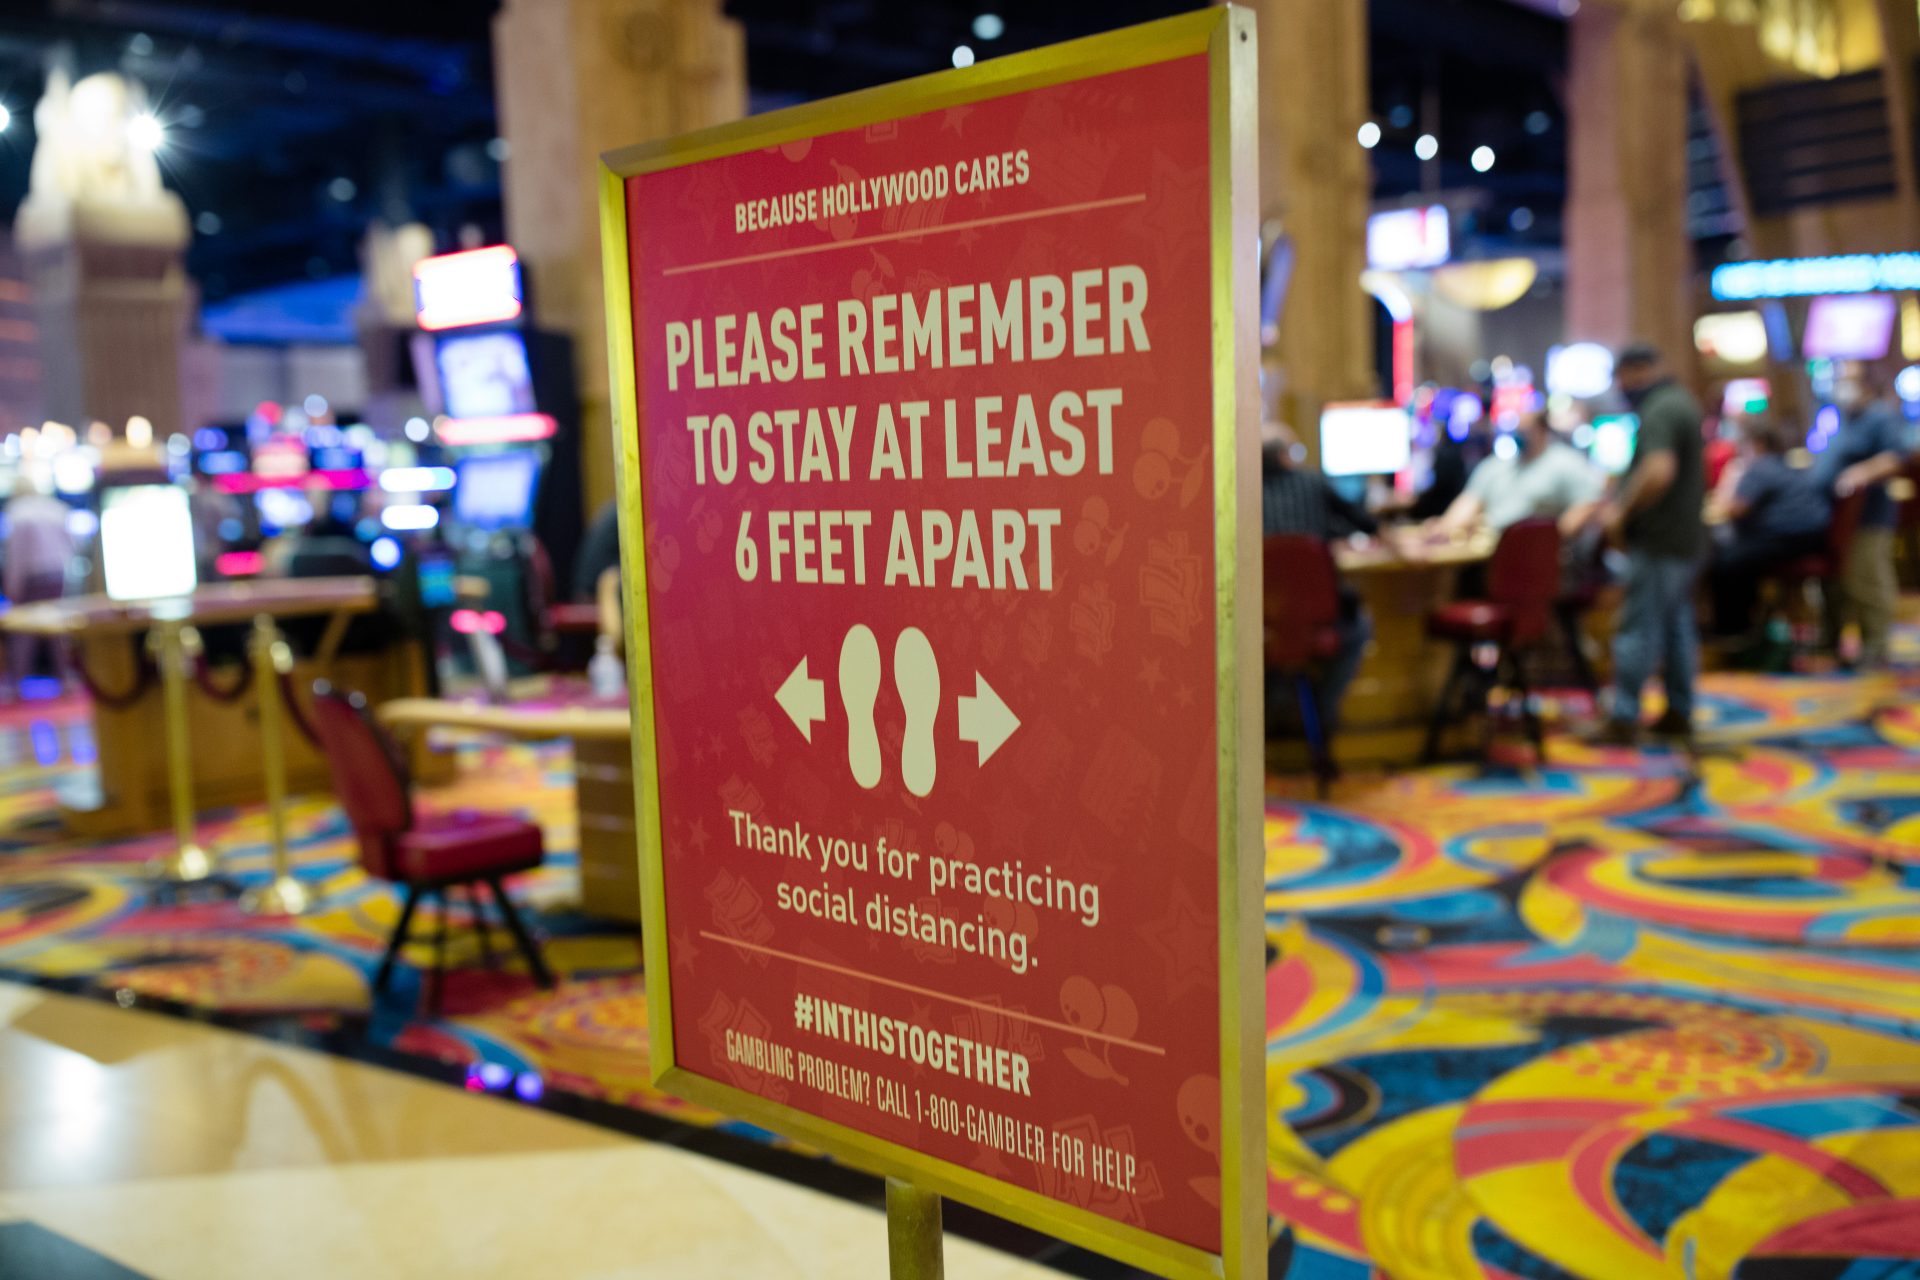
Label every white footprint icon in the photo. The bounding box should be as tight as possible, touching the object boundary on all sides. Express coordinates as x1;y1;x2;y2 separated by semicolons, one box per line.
839;624;882;790
894;627;940;798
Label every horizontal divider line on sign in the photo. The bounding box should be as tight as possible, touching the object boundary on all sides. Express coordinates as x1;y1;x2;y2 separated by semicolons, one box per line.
698;930;1167;1055
661;193;1149;277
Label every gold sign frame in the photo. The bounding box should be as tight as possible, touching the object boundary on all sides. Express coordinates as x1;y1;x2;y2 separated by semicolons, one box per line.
598;8;1263;1277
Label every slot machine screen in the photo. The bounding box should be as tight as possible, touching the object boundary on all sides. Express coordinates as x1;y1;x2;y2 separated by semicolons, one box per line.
436;332;536;420
454;452;541;530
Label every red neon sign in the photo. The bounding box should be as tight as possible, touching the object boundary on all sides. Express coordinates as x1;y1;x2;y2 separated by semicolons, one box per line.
212;468;370;495
433;413;555;446
214;550;264;577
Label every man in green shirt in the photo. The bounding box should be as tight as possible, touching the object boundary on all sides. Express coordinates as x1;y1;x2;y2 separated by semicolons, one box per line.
1595;344;1707;746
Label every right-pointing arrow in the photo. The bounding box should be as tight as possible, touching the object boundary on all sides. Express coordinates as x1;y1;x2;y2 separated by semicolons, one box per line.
775;657;826;741
957;672;1020;766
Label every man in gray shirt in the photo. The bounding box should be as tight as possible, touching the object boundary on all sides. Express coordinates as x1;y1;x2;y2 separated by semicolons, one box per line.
1436;411;1605;536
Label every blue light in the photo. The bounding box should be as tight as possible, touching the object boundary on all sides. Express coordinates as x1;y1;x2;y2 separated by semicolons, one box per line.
19;676;62;702
193;428;227;451
218;518;244;541
370;536;402;571
1711;252;1920;301
30;722;58;767
477;1062;511;1090
1809;405;1841;453
513;1072;544;1102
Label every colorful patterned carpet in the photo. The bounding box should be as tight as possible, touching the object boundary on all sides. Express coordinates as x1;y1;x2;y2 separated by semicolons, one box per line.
4;646;1920;1279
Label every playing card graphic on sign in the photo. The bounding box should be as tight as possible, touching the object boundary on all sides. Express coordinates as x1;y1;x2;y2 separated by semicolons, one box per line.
601;11;1262;1278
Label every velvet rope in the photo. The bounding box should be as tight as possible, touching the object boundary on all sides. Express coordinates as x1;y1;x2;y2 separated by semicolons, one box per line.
75;651;155;711
276;669;321;747
191;656;255;704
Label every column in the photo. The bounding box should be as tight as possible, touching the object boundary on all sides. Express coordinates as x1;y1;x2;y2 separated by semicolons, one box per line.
1564;3;1694;369
14;71;191;440
493;0;746;512
1252;0;1375;461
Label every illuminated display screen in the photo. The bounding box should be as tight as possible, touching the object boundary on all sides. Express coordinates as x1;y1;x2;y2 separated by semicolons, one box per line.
436;331;536;420
101;486;198;601
1366;205;1451;272
454;452;541;530
414;245;524;331
1803;294;1896;361
1694;311;1769;365
1320;402;1413;478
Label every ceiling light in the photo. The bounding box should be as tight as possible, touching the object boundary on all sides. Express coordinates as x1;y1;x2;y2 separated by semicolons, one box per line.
1414;134;1438;161
1472;146;1495;172
972;14;1004;40
952;45;975;68
128;113;164;153
1358;121;1381;149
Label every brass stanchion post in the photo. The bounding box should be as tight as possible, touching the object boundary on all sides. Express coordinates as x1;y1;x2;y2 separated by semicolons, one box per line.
240;614;310;916
149;619;213;883
885;1179;944;1280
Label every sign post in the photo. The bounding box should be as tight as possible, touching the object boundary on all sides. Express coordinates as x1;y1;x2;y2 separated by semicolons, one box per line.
601;9;1262;1276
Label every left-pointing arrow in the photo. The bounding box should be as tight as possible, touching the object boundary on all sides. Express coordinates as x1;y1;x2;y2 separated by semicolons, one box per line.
775;657;826;741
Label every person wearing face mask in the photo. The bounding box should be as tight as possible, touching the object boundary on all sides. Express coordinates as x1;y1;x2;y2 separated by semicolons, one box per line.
1815;364;1911;668
1260;420;1377;737
1592;344;1707;747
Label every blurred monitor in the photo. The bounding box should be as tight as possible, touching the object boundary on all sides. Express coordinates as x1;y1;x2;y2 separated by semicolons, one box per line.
100;486;197;601
1723;378;1770;417
1590;414;1639;477
436;331;536;420
1803;294;1895;361
454;452;541;530
1319;401;1412;478
416;549;458;609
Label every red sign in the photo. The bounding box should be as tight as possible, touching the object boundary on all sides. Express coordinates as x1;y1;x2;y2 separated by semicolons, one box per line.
604;12;1260;1277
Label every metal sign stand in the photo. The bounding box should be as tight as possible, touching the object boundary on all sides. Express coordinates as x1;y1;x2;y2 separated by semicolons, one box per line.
148;619;214;885
239;614;311;916
886;1179;944;1280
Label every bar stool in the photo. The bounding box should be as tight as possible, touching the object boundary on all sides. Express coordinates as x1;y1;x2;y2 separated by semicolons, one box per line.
1263;535;1345;797
1422;518;1561;764
1761;487;1867;655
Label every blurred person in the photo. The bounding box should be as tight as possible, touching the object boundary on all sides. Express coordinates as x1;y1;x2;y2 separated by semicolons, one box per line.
1435;410;1605;537
1705;415;1831;640
1815;364;1911;667
263;489;370;579
574;499;622;600
3;475;75;691
1594;344;1707;746
1408;427;1470;521
1260;421;1377;736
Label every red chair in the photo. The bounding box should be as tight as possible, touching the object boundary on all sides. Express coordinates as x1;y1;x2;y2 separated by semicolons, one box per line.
524;539;602;660
1422;518;1561;764
1762;487;1867;651
1263;535;1345;796
309;682;554;1010
1899;456;1920;591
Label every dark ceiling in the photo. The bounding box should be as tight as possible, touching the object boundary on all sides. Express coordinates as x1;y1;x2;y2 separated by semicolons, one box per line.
0;0;1567;303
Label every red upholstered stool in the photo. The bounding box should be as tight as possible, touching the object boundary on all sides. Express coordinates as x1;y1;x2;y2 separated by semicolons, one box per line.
1760;488;1867;656
309;682;555;1011
1264;534;1345;797
1422;518;1561;764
